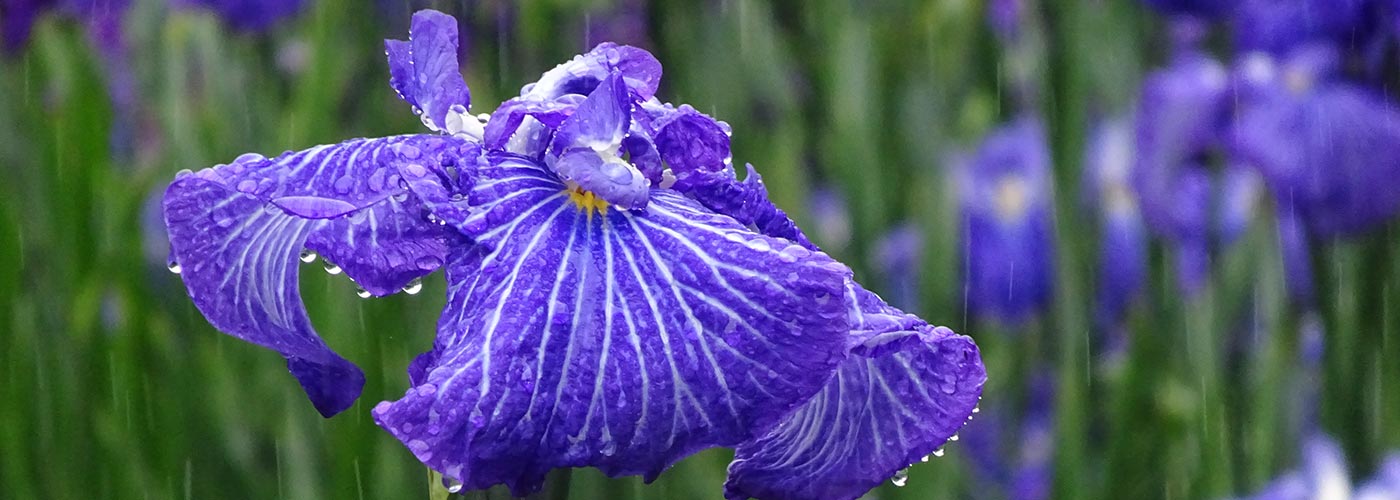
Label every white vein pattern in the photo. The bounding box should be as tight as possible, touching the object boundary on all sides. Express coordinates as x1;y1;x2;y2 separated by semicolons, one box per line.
372;157;855;496
724;283;987;500
162;135;469;416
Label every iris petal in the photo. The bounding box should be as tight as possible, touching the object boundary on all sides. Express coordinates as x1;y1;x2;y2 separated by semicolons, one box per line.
724;284;986;500
373;157;853;495
162;135;470;416
386;10;471;132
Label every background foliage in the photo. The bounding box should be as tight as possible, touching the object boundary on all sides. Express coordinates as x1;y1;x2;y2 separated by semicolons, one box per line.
1;0;1397;499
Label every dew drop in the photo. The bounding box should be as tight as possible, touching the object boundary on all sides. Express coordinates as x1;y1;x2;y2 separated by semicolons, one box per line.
933;448;945;457
356;287;372;299
402;278;423;295
234;152;266;164
167;261;182;274
323;262;343;275
891;468;909;487
416;255;443;271
745;239;771;252
299;249;317;263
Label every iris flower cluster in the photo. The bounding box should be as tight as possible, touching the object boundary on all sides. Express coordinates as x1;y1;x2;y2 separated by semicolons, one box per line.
161;9;986;500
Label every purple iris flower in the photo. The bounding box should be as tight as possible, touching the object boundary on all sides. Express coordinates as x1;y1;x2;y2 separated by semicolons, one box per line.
958;372;1053;500
1134;50;1231;293
1233;435;1351;500
1355;455;1400;500
3;0;55;54
176;0;305;32
1083;118;1147;332
1232;47;1400;239
161;10;986;499
807;185;852;254
874;223;923;313
987;0;1024;42
957;116;1055;325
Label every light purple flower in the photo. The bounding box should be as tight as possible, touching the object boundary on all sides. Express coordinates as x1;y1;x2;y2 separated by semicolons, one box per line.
161;10;985;499
874;223;923;313
1083;118;1146;332
958;116;1055;324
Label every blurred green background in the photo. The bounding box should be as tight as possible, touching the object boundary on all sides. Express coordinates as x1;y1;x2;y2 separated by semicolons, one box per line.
2;0;1398;499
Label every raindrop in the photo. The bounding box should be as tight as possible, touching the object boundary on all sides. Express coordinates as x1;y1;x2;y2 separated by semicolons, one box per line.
356;287;372;299
949;434;960;442
391;191;410;203
745;239;772;252
891;468;909;487
236;179;258;193
972;406;980;414
167;261;182;274
397;144;423;160
920;455;931;463
299;249;317;263
402;278;423;295
416;255;443;271
932;448;945;457
175;168;193;179
324;262;343;275
234;152;266;164
445;478;464;494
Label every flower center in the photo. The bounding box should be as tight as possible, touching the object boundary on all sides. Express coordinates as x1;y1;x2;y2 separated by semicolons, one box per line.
565;181;610;217
994;174;1031;222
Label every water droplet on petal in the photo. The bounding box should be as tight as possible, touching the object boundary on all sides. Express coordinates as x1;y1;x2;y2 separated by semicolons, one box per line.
933;448;945;457
234;152;266;164
891;468;909;487
745;239;771;252
972;406;980;414
299;249;317;263
392;191;410;203
402;278;423;295
949;434;960;442
398;144;422;160
356;287;372;299
323;262;343;275
236;180;258;193
405;163;428;178
416;255;443;271
175;169;193;179
445;478;463;494
920;455;931;463
167;261;182;274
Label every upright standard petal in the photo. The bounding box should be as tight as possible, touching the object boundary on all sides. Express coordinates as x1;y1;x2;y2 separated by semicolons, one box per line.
163;135;471;416
484;43;661;150
386;10;471;132
373;156;853;495
724;284;986;500
547;72;650;209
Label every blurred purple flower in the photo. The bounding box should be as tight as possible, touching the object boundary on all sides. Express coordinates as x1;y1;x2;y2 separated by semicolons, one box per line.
2;0;57;54
1355;455;1400;500
1233;435;1351;500
177;0;305;33
1134;50;1230;294
874;222;923;312
585;0;650;48
987;0;1024;42
958;116;1055;325
1232;49;1400;238
1083;118;1146;333
958;371;1054;500
807;186;852;253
